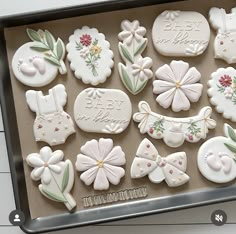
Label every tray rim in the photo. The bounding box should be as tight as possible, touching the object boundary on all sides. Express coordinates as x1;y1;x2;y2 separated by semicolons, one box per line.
1;0;236;233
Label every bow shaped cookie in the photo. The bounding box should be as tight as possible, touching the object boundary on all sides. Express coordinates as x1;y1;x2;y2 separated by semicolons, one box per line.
131;138;190;187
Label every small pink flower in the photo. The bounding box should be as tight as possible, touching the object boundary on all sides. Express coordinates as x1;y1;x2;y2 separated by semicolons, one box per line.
149;128;154;134
188;135;193;141
80;34;92;47
219;75;232;87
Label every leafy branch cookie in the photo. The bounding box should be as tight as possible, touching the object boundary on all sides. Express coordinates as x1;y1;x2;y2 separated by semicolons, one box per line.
12;29;67;87
67;26;114;85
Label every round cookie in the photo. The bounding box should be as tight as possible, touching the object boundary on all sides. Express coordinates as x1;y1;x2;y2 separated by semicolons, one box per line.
12;29;67;87
198;124;236;183
152;10;210;57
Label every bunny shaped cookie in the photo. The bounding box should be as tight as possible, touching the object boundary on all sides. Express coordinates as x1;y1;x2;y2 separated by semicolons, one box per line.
209;7;236;64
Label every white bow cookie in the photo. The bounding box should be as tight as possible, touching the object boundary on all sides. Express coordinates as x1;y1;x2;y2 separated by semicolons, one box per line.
131;138;190;187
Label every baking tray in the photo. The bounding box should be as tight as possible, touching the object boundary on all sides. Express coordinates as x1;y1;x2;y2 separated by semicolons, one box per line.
1;0;236;233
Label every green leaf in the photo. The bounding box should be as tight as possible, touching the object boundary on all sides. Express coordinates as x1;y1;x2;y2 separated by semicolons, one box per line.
134;40;147;57
45;30;55;51
61;164;69;193
120;65;133;93
224;143;236;153
56;39;64;60
136;80;148;94
44;56;60;67
42;188;66;203
30;44;49;52
119;44;134;63
27;28;42;42
227;125;236;142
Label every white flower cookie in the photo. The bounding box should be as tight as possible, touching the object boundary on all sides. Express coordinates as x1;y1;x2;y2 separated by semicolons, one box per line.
12;29;67;87
152;10;210;57
26;146;76;211
131;138;190;187
133;101;216;148
25;84;75;146
208;67;236;122
75;138;126;190
73;88;132;134
198;124;236;183
67;26;114;85
118;20;153;95
209;7;236;64
153;60;203;112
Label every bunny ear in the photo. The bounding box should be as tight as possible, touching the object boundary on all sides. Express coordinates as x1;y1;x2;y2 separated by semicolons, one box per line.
130;157;156;179
133;101;152;133
209;7;225;32
201;106;217;129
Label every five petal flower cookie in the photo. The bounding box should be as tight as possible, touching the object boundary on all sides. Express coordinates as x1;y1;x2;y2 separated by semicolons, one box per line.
118;20;153;95
153;60;203;112
75;138;126;190
26;146;76;211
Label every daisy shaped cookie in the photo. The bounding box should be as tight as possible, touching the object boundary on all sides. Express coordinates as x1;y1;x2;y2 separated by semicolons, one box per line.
153;60;203;112
75;138;126;190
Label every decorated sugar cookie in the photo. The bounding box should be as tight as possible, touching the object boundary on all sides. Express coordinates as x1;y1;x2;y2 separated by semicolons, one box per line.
25;84;75;146
152;11;210;56
26;146;76;211
118;20;153;95
67;26;114;85
208;67;236;122
131;138;190;187
133;101;216;148
74;88;132;134
209;7;236;64
198;124;236;183
75;138;126;190
153;60;203;112
12;29;67;87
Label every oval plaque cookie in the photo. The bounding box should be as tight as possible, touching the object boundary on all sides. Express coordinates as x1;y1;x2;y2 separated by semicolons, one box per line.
74;88;132;134
67;26;114;85
152;11;210;57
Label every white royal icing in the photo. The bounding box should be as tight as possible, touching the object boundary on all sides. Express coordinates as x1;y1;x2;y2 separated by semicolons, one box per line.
131;138;190;187
133;101;216;148
118;20;153;95
152;10;210;57
208;67;236;122
67;26;114;85
26;146;76;211
75;138;126;190
209;7;236;64
153;60;203;112
73;88;132;134
12;29;67;87
25;84;75;146
198;124;236;183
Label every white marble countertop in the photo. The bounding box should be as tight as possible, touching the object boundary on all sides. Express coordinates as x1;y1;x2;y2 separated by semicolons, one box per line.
0;0;235;233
